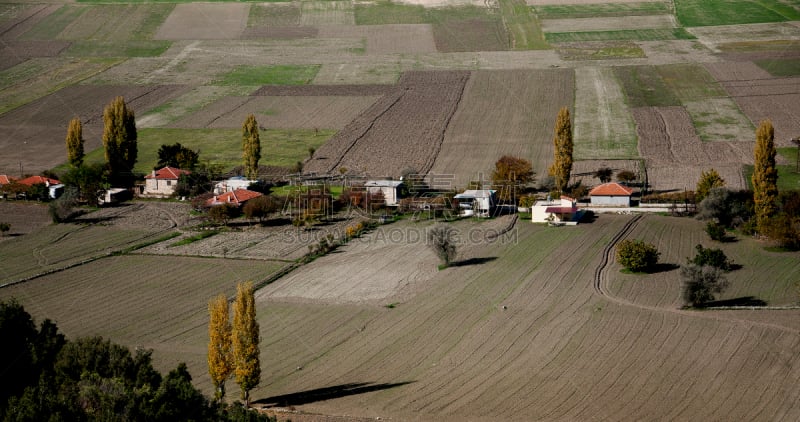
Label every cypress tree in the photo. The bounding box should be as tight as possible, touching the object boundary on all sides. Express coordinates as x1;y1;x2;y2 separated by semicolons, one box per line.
232;281;260;406
208;294;233;402
548;106;573;194
242;115;261;180
102;96;137;182
752;119;778;232
65;117;84;168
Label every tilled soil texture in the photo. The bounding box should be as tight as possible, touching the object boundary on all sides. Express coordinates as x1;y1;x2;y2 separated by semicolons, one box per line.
0;40;71;71
0;84;190;175
318;24;437;54
0;3;60;40
304;70;469;178
0;201;50;240
429;69;574;188
155;3;249;40
632;106;763;191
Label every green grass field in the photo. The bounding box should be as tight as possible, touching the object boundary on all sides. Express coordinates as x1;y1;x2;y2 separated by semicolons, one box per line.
215;65;321;86
754;58;800;76
675;0;800;27
22;4;174;41
656;63;727;102
744;148;800;191
546;28;695;43
73;128;335;174
614;65;681;107
65;41;172;58
534;2;671;19
498;0;549;50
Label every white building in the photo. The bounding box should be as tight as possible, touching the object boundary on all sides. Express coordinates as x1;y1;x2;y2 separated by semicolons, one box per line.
454;189;497;217
214;176;257;195
531;196;581;225
365;180;404;206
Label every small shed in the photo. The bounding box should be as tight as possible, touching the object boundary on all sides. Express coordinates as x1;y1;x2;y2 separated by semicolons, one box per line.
454;189;497;217
589;182;634;206
365;180;404;206
143;167;191;198
532;196;581;225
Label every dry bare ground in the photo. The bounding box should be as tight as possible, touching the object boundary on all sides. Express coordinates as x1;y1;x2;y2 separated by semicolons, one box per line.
154;3;249;40
318;24;437;54
541;15;674;32
571;159;641;187
304;70;469;178
169;95;381;130
249;215;800;421
706;62;800;148
0;3;60;40
0;201;50;240
632;106;759;191
428;69;574;188
573;66;637;160
0;84;190;174
637;40;718;64
0;40;70;71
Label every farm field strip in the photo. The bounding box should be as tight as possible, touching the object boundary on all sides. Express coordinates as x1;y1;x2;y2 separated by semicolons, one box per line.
532;1;671;19
573;66;637;159
540;15;675;32
155;3;249;40
300;1;355;26
317;24;437;54
528;0;669;4
0;3;62;40
305;70;468;178
546;28;693;43
675;0;800;27
687;22;800;51
137;85;254;128
429;69;573;187
0;254;286;385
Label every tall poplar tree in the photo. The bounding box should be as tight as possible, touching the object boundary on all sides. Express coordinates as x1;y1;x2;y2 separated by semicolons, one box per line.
208;294;233;402
242;115;261;180
548;106;573;193
102;96;137;182
752;119;778;232
65;117;84;168
232;281;260;405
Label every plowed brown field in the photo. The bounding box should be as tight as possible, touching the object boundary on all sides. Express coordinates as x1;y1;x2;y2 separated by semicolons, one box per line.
0;84;189;174
304;70;469;177
429;69;574;187
632;106;757;190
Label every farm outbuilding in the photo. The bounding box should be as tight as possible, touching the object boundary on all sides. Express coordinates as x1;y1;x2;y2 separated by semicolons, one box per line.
589;182;634;206
365;180;404;206
142;167;191;198
531;195;581;225
454;189;497;217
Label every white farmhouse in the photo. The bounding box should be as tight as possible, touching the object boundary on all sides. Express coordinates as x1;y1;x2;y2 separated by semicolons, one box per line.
531;195;581;225
214;176;257;194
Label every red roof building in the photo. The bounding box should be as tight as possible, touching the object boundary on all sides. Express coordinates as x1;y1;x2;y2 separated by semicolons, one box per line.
589;182;635;206
206;189;263;207
142;167;192;198
16;175;60;186
0;175;15;185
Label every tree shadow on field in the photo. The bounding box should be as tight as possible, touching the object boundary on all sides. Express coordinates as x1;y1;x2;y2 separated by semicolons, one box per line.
254;381;414;407
452;256;498;267
647;263;680;274
698;296;767;308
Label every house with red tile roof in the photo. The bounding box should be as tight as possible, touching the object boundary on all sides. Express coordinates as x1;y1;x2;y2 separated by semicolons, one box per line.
0;175;15;186
142;167;191;198
205;189;263;208
16;175;64;199
532;195;582;225
589;182;635;206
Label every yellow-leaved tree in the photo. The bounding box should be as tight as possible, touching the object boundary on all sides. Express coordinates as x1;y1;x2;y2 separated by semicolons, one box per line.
232;281;260;405
242;114;261;180
207;293;233;401
695;168;725;203
65;117;84;168
548;106;573;194
752;119;778;232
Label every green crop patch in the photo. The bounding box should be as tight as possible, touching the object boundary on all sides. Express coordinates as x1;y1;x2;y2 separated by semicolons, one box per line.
216;65;321;86
675;0;800;27
614;65;681;107
560;43;645;61
546;28;695;43
354;1;427;24
498;0;548;50
534;2;671;19
656;63;727;102
754;58;800;77
65;41;172;58
77;128;335;174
